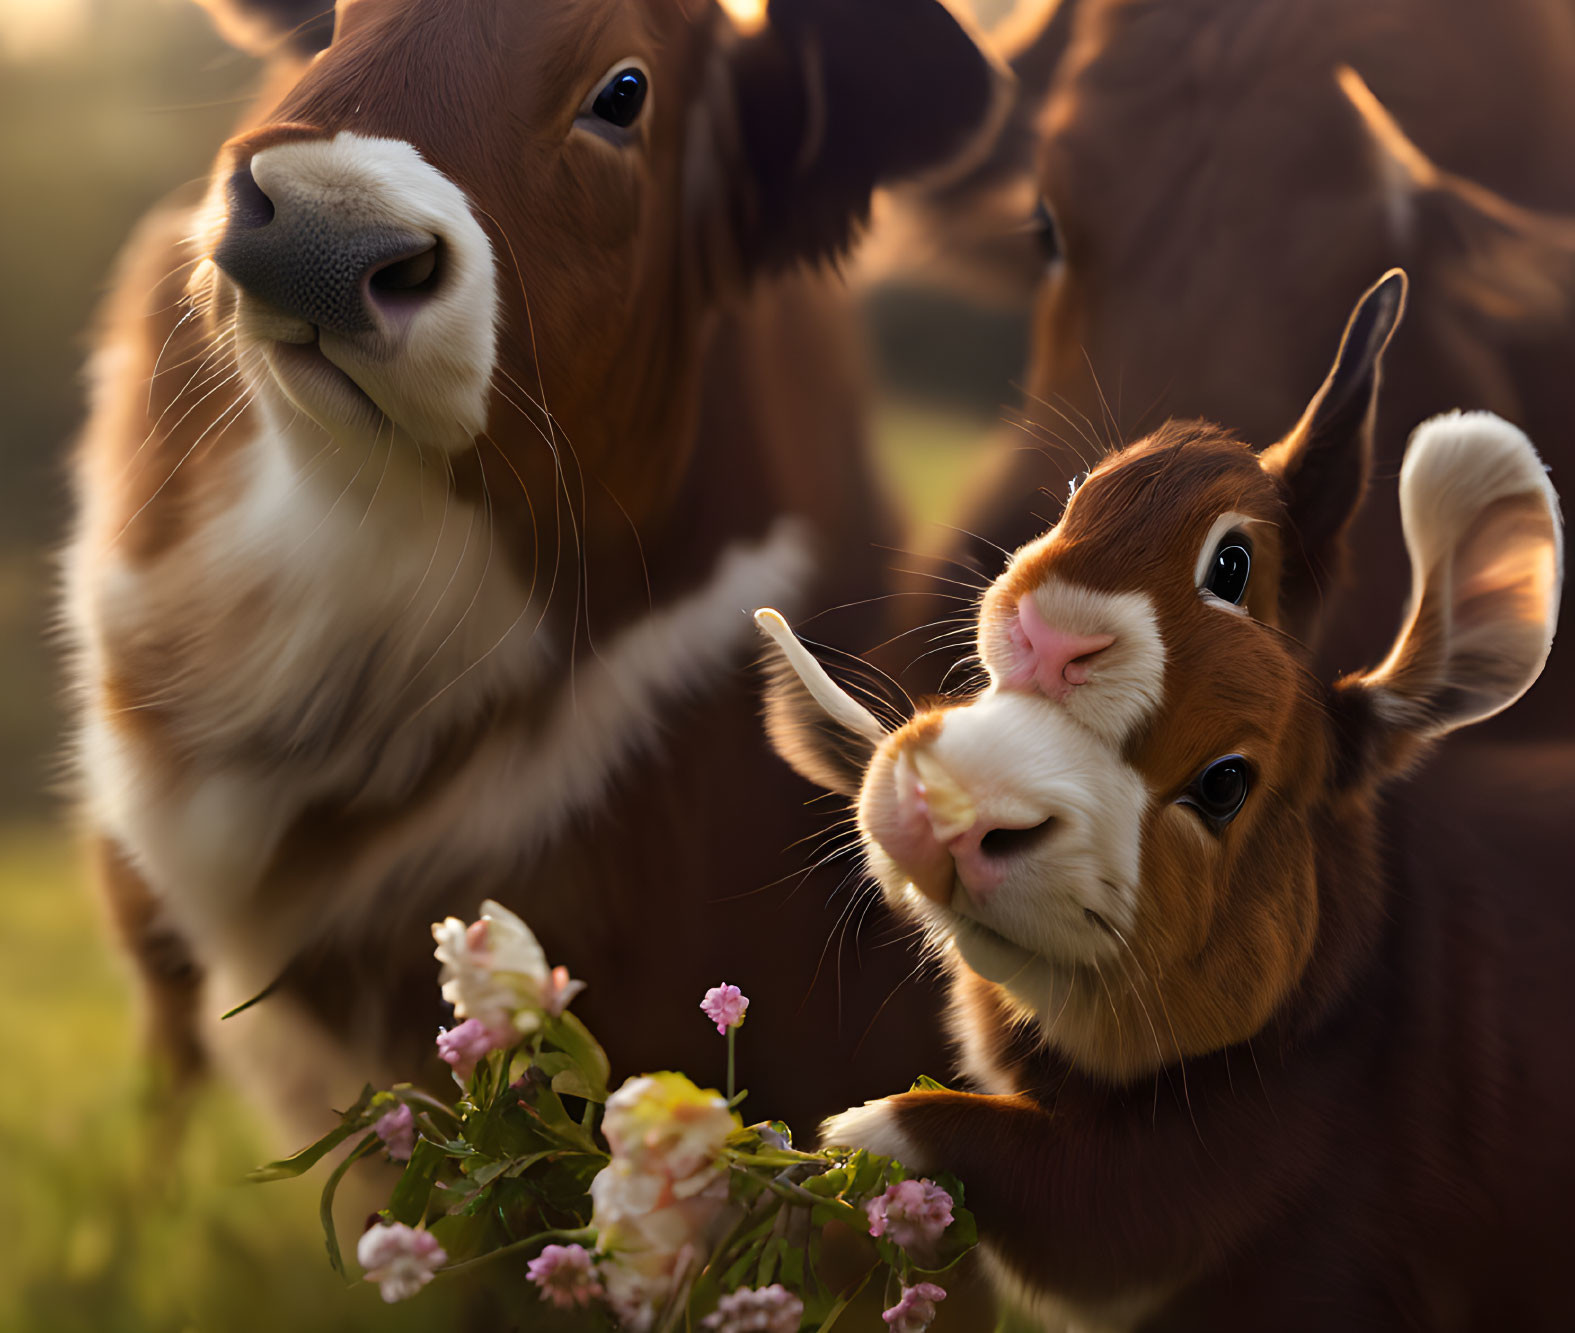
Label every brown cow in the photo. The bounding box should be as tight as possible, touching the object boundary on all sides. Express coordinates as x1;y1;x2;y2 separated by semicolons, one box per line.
909;0;1575;735
62;0;1007;1140
759;274;1574;1330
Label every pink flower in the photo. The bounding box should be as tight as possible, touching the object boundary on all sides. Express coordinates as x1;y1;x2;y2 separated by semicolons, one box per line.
703;1283;804;1332
356;1222;447;1303
526;1243;603;1310
373;1102;416;1162
700;983;749;1034
436;1017;508;1083
543;964;586;1017
882;1283;946;1333
865;1178;954;1253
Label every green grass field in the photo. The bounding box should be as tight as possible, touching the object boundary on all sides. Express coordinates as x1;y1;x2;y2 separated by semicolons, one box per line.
0;823;479;1333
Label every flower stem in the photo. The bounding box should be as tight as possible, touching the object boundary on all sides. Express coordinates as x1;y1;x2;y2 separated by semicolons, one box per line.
726;1026;736;1102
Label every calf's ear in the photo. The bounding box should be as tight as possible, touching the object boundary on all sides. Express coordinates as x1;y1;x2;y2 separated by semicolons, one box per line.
720;0;1010;275
1336;412;1563;772
754;609;886;796
193;0;333;56
1261;269;1407;635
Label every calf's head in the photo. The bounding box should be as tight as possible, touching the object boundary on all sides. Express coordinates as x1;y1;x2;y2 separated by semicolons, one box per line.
190;0;1003;521
759;272;1563;1080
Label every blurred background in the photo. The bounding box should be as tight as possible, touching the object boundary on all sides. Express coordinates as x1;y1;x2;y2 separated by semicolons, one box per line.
0;1;1021;1328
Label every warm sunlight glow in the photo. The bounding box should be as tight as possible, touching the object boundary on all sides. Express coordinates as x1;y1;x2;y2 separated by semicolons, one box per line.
0;0;86;57
716;0;767;35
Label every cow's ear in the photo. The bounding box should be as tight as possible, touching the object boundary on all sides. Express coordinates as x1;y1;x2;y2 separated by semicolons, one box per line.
1340;66;1575;335
1334;413;1562;777
193;0;333;56
856;0;1084;303
721;0;1010;275
1261;269;1406;637
755;610;886;796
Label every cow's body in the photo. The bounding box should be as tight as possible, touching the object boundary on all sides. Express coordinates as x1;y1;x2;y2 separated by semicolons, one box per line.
65;0;1004;1138
958;0;1575;733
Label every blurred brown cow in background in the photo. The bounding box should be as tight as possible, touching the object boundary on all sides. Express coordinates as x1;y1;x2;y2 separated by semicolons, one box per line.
64;0;1005;1142
896;0;1575;733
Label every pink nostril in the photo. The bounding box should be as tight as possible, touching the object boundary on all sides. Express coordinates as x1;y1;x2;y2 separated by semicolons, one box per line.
1007;593;1115;699
948;814;1058;904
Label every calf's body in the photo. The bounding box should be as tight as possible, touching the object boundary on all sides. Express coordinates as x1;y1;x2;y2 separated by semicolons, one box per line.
864;741;1575;1330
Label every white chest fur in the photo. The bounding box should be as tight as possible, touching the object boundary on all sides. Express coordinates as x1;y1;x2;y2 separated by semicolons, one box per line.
73;409;815;993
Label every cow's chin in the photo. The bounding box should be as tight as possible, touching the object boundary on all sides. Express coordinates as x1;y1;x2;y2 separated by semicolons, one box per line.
237;327;485;456
259;336;389;440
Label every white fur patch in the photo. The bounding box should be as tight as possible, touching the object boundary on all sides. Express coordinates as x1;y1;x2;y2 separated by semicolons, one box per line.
819;1098;925;1168
231;133;499;451
859;689;1149;1038
1367;411;1563;734
79;380;815;996
981;579;1167;745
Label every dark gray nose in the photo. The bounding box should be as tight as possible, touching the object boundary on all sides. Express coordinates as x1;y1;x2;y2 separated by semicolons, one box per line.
212;160;442;335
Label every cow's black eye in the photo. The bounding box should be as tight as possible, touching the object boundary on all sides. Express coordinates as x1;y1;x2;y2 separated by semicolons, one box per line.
592;66;648;128
1032;198;1060;262
1180;755;1252;830
1204;535;1252;605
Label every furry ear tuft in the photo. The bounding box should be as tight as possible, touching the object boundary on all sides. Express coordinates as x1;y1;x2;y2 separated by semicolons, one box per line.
1339;411;1562;769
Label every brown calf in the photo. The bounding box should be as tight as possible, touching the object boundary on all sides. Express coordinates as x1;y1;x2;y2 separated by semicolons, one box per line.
920;0;1575;734
62;0;1006;1138
759;274;1573;1328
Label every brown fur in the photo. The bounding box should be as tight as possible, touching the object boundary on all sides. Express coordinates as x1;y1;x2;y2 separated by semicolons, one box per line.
955;0;1575;736
763;278;1568;1325
67;0;1005;1136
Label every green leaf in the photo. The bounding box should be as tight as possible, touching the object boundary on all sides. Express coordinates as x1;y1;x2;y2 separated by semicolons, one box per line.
246;1085;376;1182
909;1074;952;1093
814;1268;874;1333
757;1235;782;1288
778;1239;804;1292
319;1133;381;1276
801;1167;849;1198
387;1138;447;1227
544;1012;610;1102
719;1236;767;1289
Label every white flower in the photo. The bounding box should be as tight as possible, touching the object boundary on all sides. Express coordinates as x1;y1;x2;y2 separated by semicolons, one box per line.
602;1073;738;1195
431;900;550;1035
592;1074;742;1330
356;1223;446;1303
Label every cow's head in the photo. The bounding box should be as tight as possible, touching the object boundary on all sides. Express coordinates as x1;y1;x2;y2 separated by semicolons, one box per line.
191;0;1005;529
757;275;1565;1080
878;1;1575;444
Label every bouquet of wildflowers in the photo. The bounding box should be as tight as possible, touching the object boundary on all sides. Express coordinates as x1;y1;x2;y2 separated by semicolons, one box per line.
250;900;976;1330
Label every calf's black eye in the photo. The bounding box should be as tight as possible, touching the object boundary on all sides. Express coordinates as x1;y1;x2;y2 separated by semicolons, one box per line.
592;67;648;128
1205;534;1252;605
1181;755;1252;829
